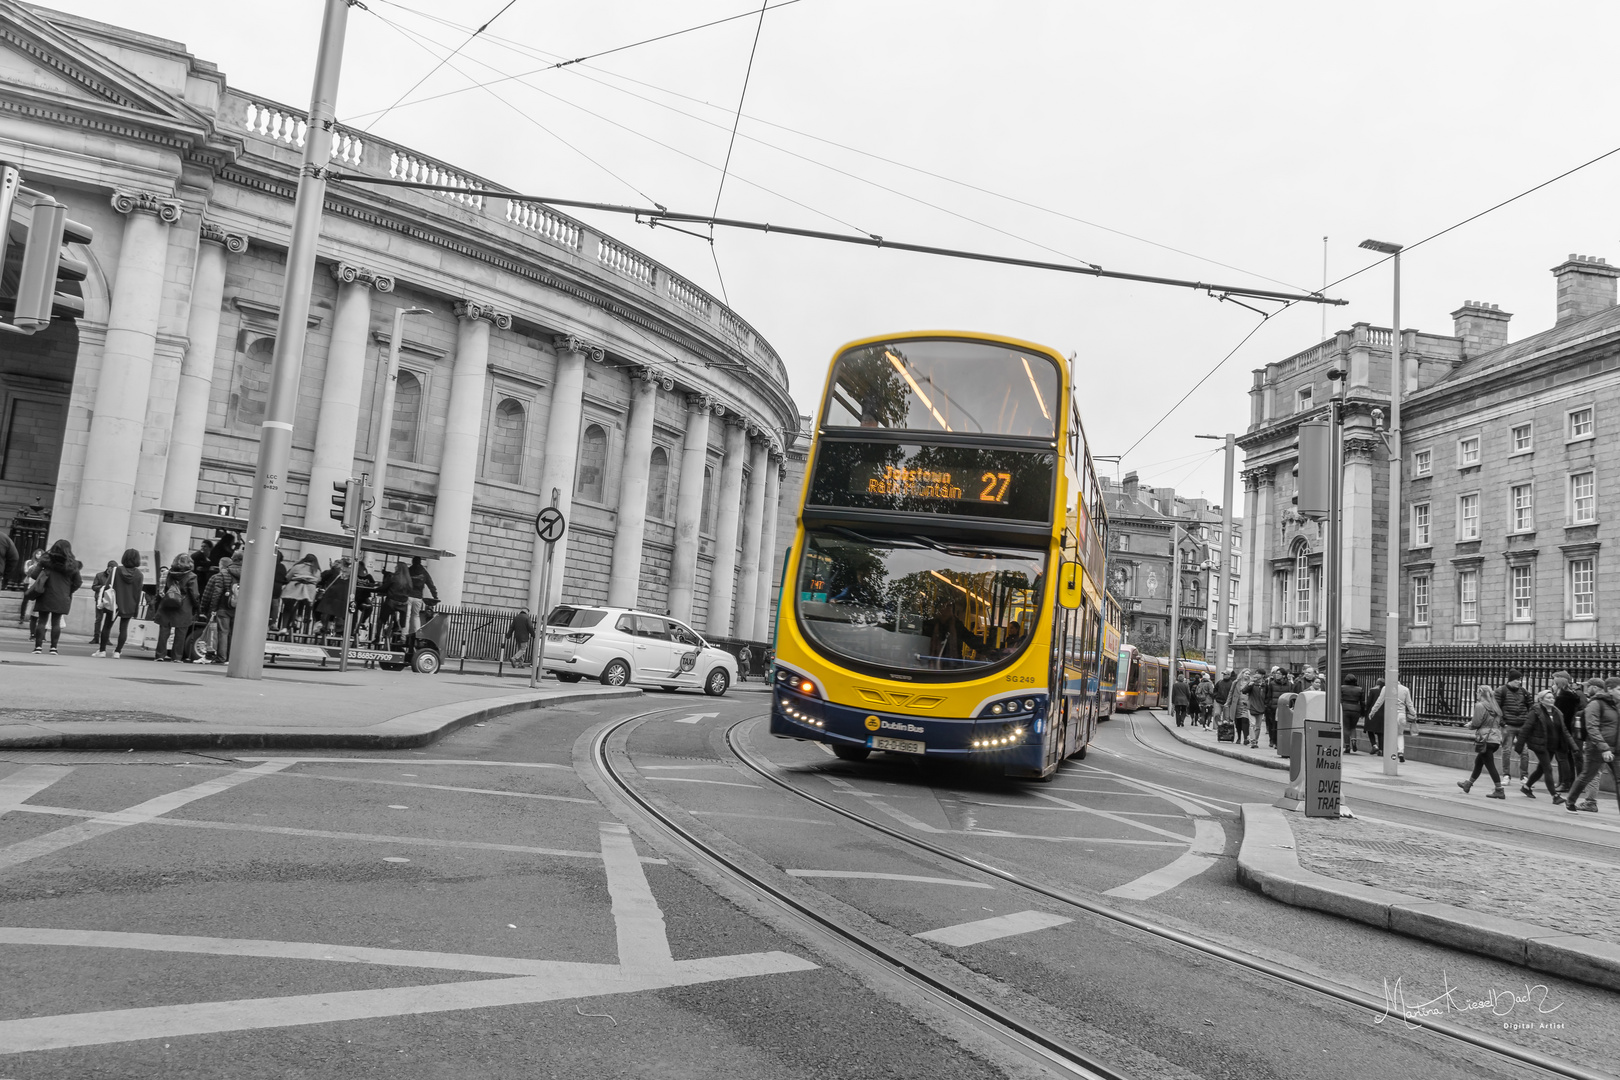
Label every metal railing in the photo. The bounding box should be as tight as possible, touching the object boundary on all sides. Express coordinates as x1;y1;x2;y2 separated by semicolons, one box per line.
1341;643;1620;726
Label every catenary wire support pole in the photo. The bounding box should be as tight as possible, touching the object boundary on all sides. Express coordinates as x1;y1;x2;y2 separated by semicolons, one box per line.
529;487;560;690
339;473;367;674
1198;433;1236;673
1361;238;1404;777
1169;529;1182;692
1325;368;1347;800
229;0;356;680
370;307;430;536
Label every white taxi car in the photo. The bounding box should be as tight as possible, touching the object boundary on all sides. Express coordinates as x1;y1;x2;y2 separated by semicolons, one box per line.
541;606;738;696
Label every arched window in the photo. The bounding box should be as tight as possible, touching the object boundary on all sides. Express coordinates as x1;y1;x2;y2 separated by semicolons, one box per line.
488;397;526;483
389;370;422;463
1293;541;1313;624
646;447;670;519
700;465;716;534
576;423;607;502
231;337;274;431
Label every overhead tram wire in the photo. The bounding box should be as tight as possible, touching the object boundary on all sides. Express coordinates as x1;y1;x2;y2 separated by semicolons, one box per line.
351;2;1308;293
364;12;874;238
351;0;808;124
360;0;520;133
326;175;1348;310
362;11;659;204
1119;139;1620;464
707;1;771;306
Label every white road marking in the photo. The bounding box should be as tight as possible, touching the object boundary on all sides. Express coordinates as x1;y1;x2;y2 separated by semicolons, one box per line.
641;777;759;789
1103;818;1227;901
786;870;993;889
1044;786;1159;798
235;757;571;769
693;811;833;826
915;910;1071;946
0;765;72;817
598;822;673;973
382;857;410;863
276;771;597;805
963;829;1178;847
674;713;720;724
0;761;290;873
963;800;1185;819
641;764;733;770
1076;764;1236;815
823;775;945;831
7;805;661;863
1033;792;1194;842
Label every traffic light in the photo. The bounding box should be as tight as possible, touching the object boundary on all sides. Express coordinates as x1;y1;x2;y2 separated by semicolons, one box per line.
0;164;93;334
331;478;363;531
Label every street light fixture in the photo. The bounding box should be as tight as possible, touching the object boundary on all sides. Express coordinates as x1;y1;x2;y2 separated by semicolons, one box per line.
1360;238;1403;777
369;306;431;535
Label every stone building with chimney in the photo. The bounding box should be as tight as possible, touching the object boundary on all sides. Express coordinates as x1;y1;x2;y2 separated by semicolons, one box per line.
1233;252;1620;672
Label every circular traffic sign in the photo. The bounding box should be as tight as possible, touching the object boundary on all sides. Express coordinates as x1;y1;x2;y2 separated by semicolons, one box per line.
535;506;567;544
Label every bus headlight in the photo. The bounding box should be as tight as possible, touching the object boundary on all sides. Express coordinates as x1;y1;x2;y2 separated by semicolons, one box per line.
990;703;1004;715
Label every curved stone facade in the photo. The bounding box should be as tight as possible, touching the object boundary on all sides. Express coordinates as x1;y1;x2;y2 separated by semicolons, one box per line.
0;4;800;638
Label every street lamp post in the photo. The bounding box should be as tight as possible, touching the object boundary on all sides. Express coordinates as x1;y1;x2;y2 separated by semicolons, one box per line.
1361;238;1404;777
368;306;431;535
1197;432;1236;674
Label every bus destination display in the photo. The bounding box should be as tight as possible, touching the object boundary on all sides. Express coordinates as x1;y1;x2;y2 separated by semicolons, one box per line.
808;440;1053;522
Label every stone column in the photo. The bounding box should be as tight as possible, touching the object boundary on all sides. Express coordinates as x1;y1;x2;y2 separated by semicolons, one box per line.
302;263;393;551
1252;470;1277;640
606;366;667;608
733;434;769;638
668;394;716;624
74;190;181;565
430;300;510;604
706;417;749;636
751;450;784;639
1239;472;1261;637
1342;437;1377;635
156;223;245;563
529;334;599;614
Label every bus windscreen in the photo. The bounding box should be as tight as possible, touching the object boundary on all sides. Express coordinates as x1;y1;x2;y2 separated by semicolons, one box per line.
823;339;1060;439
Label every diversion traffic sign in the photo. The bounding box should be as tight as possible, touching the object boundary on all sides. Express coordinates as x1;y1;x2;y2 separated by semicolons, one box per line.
535;506;566;543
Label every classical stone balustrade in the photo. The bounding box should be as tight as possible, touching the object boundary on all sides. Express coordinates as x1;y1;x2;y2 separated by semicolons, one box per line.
241;100;364;165
506;199;581;250
717;307;749;342
598;236;656;288
389;150;485;209
665;273;711;317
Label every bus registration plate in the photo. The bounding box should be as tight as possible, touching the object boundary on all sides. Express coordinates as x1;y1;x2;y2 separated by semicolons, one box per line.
870;735;925;754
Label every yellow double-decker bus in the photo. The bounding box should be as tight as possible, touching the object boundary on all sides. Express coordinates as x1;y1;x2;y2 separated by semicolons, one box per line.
770;331;1109;779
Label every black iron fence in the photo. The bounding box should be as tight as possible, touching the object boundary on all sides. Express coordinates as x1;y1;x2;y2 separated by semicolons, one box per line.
1342;644;1620;727
435;604;522;668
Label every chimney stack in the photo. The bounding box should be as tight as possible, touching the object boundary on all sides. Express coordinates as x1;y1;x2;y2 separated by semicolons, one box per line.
1122;471;1140;502
1551;254;1619;325
1450;301;1512;357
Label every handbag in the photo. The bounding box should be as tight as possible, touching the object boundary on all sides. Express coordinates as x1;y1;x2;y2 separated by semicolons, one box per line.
25;569;47;599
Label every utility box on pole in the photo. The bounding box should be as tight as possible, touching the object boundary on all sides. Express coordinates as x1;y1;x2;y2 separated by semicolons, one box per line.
1296;419;1331;519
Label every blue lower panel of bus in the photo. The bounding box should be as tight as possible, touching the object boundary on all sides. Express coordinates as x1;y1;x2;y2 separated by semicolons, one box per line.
769;682;1047;772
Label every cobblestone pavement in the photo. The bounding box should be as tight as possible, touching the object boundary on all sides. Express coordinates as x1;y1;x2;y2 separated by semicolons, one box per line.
1292;815;1619;945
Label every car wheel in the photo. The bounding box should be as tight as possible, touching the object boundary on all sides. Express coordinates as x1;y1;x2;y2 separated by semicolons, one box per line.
832;744;870;762
600;659;631;687
555;672;583;683
704;667;729;697
411;649;441;675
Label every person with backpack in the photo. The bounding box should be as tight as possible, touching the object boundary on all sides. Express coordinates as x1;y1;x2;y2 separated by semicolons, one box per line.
154;553;198;661
280;553;321;633
1496;669;1535;782
1566;678;1620;815
93;549;144;658
1551;670;1585;797
1459;685;1507;798
90;558;118;647
1517;690;1568;802
1194;673;1215;728
25;539;82;654
199;552;242;663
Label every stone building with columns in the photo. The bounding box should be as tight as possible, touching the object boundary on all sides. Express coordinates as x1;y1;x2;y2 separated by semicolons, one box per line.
0;3;800;640
1232;251;1620;673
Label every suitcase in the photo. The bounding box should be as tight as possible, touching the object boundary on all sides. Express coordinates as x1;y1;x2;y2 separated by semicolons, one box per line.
1216;721;1236;742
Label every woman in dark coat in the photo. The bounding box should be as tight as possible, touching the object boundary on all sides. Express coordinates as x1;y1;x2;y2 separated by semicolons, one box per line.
96;549;145;658
1340;673;1364;753
313;557;352;637
27;539;82;654
1516;690;1568;802
154;553;199;662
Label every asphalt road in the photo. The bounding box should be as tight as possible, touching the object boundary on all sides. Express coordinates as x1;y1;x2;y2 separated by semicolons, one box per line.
0;695;1613;1079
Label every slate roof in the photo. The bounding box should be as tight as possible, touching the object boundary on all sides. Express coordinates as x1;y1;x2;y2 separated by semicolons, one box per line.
1422;302;1620;394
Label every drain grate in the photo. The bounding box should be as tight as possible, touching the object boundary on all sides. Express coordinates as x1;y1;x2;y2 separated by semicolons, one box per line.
1318;837;1436;856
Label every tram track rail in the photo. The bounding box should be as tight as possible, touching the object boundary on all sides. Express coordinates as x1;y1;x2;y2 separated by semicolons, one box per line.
589;709;1133;1080
725;718;1613;1080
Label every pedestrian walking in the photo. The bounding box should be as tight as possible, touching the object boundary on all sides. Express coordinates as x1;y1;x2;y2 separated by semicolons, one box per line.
504;608;534;666
1551;670;1585;795
1566;678;1620;815
153;553;198;662
281;553;320;632
1194;674;1215;728
1226;670;1253;745
1244;670;1266;747
738;643;754;683
1213;670;1234;714
1340;673;1364;753
1262;668;1287;748
1496;669;1534;782
90;558;118;647
18;546;45;635
199;552;242;663
1459;685;1507;799
1363;677;1385;755
94;549;144;658
25;539;82;654
1367;677;1413;762
1170;672;1191;726
1517;691;1568;802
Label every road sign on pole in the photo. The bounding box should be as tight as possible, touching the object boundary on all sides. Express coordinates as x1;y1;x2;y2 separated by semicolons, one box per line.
530;490;565;689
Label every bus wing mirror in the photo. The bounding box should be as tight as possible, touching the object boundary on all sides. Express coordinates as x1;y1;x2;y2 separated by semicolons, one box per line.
1058;561;1083;610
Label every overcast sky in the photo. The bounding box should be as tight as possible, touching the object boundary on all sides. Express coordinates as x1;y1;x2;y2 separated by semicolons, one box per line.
47;0;1620;506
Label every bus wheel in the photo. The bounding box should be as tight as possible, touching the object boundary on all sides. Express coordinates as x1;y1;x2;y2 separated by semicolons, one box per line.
832;744;870;762
1072;744;1088;760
